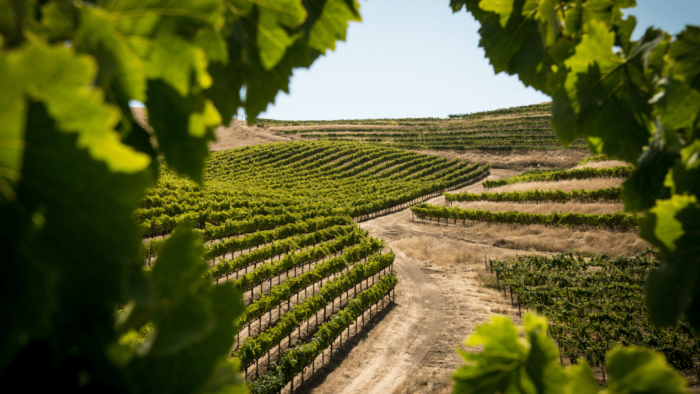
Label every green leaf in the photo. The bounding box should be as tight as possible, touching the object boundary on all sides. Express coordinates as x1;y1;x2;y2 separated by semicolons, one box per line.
150;224;208;301
149;293;215;356
257;8;305;69
563;359;599;394
647;194;695;253
654;79;700;131
452;312;565;394
130;282;244;394
2;100;150;386
552;20;655;162
233;0;307;70
194;26;229;65
128;33;213;96
605;346;687;394
128;223;245;392
468;0;551;91
479;0;514;28
670;26;700;91
145;80;218;184
203;60;245;123
243;38;321;120
525;0;560;46
642;195;700;329
200;357;248;394
621;122;677;212
308;0;361;53
522;313;567;394
72;7;148;102
0;40;150;202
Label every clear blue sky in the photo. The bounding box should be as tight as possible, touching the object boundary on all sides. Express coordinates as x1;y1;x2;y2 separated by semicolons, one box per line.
131;1;700;120
257;0;700;120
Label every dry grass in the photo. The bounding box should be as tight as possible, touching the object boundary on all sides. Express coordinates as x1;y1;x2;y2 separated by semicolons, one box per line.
404;221;649;257
485;178;624;193
453;201;625;215
573;160;628;169
412;149;589;170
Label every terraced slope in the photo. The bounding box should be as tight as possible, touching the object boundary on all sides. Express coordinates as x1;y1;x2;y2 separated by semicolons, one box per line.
258;103;587;151
138;140;490;392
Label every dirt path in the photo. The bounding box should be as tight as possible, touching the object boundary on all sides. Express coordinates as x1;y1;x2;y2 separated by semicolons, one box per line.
303;170;529;394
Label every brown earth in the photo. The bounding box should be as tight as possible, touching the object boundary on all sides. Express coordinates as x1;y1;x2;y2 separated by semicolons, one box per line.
130;107;291;151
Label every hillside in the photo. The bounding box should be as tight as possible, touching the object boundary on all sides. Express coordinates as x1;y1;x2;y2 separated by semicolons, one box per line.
135;104;698;393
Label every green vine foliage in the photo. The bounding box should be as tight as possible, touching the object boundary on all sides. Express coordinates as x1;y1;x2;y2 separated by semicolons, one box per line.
0;0;360;391
454;313;688;394
450;0;700;333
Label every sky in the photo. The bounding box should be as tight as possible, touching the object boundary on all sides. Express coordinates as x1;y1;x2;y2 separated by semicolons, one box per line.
131;0;700;120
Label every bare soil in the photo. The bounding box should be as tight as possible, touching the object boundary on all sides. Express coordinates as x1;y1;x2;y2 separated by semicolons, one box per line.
210;120;291;150
129;108;290;151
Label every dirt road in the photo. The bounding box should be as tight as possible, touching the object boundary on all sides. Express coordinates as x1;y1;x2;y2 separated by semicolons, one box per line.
304;170;530;394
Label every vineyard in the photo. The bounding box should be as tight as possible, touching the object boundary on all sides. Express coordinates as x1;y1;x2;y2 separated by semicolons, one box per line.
258;103;590;151
444;187;622;204
488;252;700;379
138;140;490;392
410;203;641;230
481;166;633;188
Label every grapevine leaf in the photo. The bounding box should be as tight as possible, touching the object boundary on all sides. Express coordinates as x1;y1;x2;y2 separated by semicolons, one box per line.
243;38;321;120
654;79;700;131
194;26;229;65
452;313;565;394
621;123;677;212
0;41;151;202
605;346;687;394
149;293;215;356
111;85;160;179
563;360;599;394
450;0;468;12
522;313;567;393
524;0;560;46
72;7;148;102
234;0;307;70
642;195;700;329
668;158;700;197
145;80;218;184
150;224;208;301
130;282;244;393
0;205;57;372
204;60;245;125
257;8;304;70
129;224;244;392
3;101;149;388
39;1;78;42
200;357;248;394
100;0;222;96
466;0;551;90
307;0;361;53
552;20;656;162
128;33;213;96
479;0;514;28
670;26;700;91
